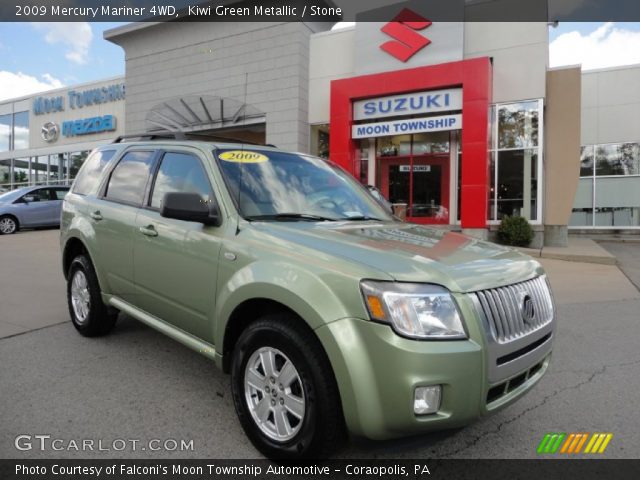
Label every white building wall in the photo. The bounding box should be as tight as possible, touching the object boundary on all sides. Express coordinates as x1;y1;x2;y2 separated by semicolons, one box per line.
464;22;548;104
107;22;317;152
308;27;355;124
581;65;640;145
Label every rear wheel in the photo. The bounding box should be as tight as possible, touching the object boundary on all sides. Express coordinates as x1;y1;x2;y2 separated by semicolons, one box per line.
67;254;117;336
230;314;345;459
0;215;18;234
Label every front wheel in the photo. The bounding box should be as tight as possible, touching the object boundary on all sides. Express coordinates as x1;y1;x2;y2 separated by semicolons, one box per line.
67;254;117;336
231;314;345;459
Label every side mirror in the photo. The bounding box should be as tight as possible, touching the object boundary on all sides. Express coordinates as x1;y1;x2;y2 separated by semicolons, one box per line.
160;192;221;226
22;195;36;204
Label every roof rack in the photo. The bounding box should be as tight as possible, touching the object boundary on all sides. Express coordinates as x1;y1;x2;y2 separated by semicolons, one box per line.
111;132;186;143
111;131;276;148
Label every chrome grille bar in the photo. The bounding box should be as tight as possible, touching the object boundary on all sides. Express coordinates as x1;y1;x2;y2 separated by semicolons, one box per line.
473;275;554;343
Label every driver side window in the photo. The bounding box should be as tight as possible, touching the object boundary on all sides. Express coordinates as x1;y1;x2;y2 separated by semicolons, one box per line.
150;152;214;209
23;188;51;202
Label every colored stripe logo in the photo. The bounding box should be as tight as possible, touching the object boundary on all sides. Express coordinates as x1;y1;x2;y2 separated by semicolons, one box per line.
537;433;613;454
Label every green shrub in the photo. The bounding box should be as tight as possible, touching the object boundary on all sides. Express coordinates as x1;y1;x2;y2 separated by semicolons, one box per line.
497;216;534;247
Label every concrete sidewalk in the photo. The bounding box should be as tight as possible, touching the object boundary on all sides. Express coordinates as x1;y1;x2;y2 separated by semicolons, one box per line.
517;236;616;265
539;257;640;305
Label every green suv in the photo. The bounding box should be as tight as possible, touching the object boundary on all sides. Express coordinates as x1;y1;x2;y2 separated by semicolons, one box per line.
60;139;555;459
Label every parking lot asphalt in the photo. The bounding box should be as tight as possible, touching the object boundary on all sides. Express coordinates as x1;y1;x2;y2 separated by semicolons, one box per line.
1;230;640;459
599;241;640;291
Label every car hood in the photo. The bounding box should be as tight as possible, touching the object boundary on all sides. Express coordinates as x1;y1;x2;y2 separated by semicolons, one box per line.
250;221;543;293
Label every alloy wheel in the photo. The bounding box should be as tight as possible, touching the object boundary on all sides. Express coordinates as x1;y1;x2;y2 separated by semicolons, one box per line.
0;217;16;234
70;270;91;324
244;346;306;442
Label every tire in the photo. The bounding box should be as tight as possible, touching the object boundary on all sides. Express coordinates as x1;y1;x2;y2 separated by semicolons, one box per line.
0;215;19;234
231;314;345;459
67;254;117;337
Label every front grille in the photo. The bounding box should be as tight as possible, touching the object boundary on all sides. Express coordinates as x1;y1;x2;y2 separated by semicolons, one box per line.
474;275;554;344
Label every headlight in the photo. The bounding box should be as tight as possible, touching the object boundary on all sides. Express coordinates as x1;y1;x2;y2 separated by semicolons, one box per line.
360;281;467;340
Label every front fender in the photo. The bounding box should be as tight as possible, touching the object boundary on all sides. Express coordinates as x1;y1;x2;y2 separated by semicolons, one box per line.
214;258;367;346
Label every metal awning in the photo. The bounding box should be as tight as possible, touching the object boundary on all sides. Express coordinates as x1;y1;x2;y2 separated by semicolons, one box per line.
145;95;265;133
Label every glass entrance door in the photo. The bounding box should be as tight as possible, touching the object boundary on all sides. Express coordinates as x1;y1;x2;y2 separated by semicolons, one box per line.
376;132;451;224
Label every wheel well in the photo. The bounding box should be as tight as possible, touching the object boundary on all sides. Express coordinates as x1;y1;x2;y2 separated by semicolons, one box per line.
62;238;88;279
222;299;311;373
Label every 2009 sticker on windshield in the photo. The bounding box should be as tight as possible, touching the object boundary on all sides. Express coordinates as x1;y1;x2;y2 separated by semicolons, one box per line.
219;151;269;163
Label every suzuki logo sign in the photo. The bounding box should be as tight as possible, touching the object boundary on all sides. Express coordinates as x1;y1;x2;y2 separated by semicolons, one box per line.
380;8;432;62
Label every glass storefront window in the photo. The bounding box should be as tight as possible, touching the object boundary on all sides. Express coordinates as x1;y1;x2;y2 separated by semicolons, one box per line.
412;131;450;154
487;100;542;222
310;124;329;159
496;150;525;218
375;132;449;158
595;177;640;227
12;158;29;188
570;178;594;226
580;145;594;177
56;153;67;183
571;142;640;227
32;156;53;185
376;134;411;157
0;159;11;189
13;111;29;150
358;140;369;184
0;114;10;152
375;132;451;223
595;143;640;176
497;101;539;149
69;151;89;180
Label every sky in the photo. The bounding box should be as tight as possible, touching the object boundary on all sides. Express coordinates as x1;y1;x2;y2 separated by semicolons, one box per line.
1;22;640;102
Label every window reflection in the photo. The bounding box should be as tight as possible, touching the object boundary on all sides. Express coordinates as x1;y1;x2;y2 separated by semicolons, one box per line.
573;142;640;227
0;114;10;152
73;150;116;195
106;151;155;205
497;101;539;149
595;143;640;176
580;146;594;177
488;100;542;222
216;150;392;221
13;112;29;150
151;152;213;208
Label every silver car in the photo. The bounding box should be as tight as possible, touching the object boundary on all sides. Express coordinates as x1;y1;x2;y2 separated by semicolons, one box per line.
0;185;70;235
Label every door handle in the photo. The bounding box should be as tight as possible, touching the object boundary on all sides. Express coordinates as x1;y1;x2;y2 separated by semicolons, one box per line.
139;225;158;237
90;211;103;221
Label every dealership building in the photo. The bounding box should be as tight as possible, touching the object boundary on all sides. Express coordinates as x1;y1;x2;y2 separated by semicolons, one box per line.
0;77;125;191
2;18;639;245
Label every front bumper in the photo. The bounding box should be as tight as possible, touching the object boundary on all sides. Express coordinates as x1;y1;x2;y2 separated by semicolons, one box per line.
315;293;553;440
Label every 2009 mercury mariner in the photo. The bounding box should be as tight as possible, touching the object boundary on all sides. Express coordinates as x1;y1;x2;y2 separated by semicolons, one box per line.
60;137;555;459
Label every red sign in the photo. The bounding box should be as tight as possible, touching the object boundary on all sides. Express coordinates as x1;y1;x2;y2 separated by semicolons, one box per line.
380;8;432;62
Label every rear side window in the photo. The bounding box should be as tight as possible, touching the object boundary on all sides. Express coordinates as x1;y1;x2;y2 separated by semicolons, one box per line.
52;188;69;200
105;151;155;206
150;152;214;209
72;149;116;195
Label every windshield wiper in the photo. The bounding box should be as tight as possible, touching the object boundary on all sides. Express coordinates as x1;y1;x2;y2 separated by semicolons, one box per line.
245;213;337;222
339;215;384;222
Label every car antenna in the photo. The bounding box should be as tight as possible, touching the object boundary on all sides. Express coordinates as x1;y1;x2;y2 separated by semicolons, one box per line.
235;72;249;236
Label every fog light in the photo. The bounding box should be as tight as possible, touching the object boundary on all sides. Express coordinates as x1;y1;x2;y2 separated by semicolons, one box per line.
414;386;441;415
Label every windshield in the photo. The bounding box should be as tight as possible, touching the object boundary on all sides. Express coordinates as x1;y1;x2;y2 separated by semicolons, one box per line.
215;149;394;222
